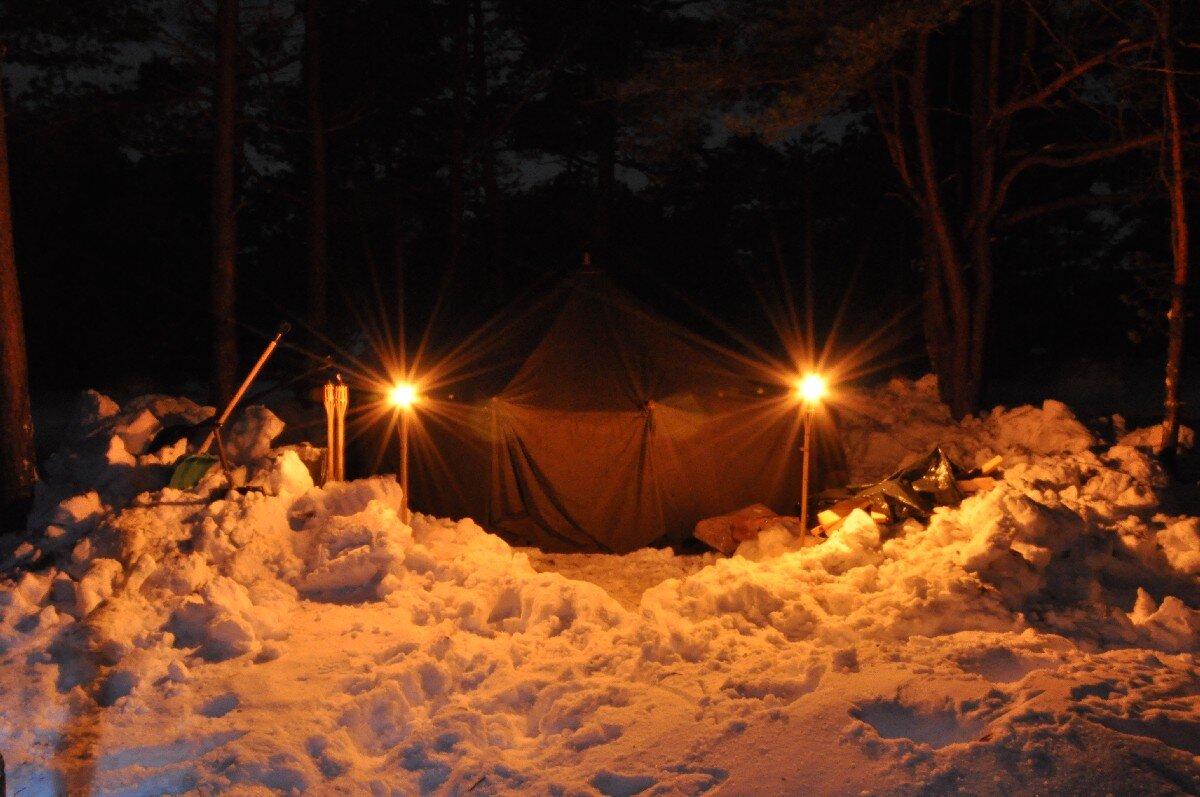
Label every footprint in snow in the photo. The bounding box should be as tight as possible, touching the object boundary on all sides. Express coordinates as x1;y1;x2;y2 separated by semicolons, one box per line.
199;691;240;718
590;771;658;796
97;669;137;707
666;764;728;793
953;647;1045;684
852;700;984;749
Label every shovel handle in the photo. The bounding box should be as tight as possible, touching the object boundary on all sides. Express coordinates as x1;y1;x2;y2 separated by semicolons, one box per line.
199;323;290;453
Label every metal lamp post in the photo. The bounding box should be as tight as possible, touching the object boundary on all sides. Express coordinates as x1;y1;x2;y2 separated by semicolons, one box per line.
388;382;419;522
796;373;827;547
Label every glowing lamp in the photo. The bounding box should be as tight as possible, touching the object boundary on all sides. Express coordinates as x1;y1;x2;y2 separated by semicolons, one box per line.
796;373;826;404
389;382;419;409
387;381;420;522
794;372;827;549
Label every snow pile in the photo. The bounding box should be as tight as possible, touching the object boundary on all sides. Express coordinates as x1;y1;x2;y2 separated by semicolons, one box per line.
838;374;1096;482
713;379;1199;651
1115;414;1196;449
1;379;1198;795
19;392;210;561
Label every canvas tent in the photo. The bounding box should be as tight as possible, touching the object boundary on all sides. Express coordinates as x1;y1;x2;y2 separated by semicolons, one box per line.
411;269;845;552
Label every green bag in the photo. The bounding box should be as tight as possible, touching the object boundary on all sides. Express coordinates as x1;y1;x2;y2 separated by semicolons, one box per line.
168;453;220;490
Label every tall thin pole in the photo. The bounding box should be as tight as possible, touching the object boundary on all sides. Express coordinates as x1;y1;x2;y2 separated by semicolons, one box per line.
333;379;347;481
799;406;815;547
323;381;335;485
400;411;410;523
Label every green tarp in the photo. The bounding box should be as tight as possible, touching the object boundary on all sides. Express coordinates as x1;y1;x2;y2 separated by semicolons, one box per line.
412;270;846;552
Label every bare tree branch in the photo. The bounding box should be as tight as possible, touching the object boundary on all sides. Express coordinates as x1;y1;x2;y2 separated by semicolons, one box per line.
996;39;1152;119
988;131;1164;222
997;189;1154;228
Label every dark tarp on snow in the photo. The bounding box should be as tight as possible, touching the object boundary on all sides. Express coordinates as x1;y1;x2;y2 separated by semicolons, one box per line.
826;446;971;523
411;269;846;553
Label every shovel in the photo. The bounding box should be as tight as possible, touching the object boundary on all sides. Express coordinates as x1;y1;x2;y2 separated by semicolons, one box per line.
168;323;291;489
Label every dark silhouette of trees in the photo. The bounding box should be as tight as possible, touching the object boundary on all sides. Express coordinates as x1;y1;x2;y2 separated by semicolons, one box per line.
644;0;1179;417
472;0;504;299
447;0;470;278
0;0;1194;460
509;0;701;271
880;4;1162;418
305;0;330;337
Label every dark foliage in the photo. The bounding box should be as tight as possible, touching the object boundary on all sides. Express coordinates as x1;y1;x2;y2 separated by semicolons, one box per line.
0;0;1194;423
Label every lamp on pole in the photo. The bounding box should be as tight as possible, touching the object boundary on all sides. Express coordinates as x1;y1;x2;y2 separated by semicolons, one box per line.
795;373;827;547
388;381;419;522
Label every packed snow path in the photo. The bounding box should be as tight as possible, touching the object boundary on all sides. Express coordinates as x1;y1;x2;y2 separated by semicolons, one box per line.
1;377;1198;795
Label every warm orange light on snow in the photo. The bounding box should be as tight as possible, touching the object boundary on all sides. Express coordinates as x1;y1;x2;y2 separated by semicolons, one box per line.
388;382;419;409
795;373;827;405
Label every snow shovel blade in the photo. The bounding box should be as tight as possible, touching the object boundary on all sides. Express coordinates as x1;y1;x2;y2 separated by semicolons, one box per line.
168;453;220;490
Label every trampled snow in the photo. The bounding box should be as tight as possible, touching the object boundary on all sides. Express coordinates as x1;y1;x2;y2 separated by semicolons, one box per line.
0;376;1197;795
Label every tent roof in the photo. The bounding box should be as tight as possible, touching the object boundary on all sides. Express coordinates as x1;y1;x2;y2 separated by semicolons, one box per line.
500;269;745;411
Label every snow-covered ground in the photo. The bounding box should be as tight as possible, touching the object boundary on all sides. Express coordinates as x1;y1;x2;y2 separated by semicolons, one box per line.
1;376;1198;795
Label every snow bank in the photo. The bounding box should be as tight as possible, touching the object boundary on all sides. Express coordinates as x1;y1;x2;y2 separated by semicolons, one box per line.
838;374;1096;482
1117;419;1196;449
0;379;1197;795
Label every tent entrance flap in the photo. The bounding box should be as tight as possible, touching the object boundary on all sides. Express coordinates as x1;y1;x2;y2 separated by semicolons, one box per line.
490;405;671;552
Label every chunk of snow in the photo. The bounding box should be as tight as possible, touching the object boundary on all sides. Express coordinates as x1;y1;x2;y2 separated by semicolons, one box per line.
1119;423;1195;449
76;558;125;617
222;406;286;465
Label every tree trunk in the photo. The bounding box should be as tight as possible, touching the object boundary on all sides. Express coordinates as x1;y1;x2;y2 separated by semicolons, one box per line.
965;0;1001;413
878;1;1160;419
211;0;239;407
0;60;37;529
1158;0;1189;462
472;0;504;304
802;165;816;354
446;0;469;276
911;30;974;417
921;231;951;387
907;9;1004;420
393;180;407;363
592;108;616;268
305;0;329;337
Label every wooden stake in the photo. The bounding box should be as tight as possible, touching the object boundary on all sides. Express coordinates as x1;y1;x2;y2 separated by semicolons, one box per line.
978;454;1003;475
322;381;335;484
333;380;348;481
